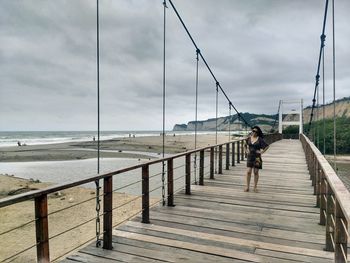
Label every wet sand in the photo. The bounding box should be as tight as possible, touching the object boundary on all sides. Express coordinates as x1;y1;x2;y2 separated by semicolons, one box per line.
0;133;233;162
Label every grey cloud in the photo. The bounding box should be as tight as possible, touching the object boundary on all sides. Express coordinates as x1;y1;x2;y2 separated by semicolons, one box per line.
1;0;349;131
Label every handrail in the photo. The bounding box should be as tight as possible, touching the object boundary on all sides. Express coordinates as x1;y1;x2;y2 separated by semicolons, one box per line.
0;138;244;208
300;134;349;262
0;133;282;262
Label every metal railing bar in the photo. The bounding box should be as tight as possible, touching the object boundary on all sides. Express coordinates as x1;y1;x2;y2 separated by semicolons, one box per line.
49;216;99;241
340;218;350;238
149;171;165;180
149;184;164;194
173;174;186;182
49;194;102;216
339;243;347;262
113;179;142;192
0;219;36;237
330;214;336;227
330;195;336;205
323;210;327;218
111;196;142;212
173;163;186;171
330;232;335;249
322;195;327;203
51;233;98;263
1;242;38;262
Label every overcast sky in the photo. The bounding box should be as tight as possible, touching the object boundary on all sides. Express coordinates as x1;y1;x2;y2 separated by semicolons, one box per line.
0;0;349;131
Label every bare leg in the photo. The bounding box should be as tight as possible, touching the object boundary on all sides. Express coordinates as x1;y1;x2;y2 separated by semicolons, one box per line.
253;168;259;192
245;167;252;192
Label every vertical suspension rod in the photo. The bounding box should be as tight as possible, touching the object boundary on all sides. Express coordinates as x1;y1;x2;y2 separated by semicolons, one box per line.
331;0;336;170
215;83;218;173
161;0;167;206
322;49;326;154
96;0;100;174
194;49;199;184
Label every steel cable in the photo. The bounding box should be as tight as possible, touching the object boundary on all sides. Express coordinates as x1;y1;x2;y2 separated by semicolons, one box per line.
307;0;329;133
167;0;250;127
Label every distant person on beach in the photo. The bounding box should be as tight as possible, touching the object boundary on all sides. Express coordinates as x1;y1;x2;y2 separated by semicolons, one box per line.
17;141;21;146
93;136;95;141
244;126;269;192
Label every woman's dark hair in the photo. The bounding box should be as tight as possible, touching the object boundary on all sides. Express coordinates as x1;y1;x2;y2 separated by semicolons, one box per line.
251;126;264;138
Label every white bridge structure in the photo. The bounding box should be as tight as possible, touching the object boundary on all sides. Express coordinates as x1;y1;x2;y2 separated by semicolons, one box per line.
278;99;303;134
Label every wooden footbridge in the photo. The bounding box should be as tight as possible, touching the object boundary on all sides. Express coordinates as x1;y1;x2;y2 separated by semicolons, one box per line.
1;134;349;263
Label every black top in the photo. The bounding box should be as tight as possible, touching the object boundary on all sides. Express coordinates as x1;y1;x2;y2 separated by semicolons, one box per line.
246;136;269;160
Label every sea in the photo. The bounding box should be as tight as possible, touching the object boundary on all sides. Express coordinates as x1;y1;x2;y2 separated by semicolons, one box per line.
0;130;219;148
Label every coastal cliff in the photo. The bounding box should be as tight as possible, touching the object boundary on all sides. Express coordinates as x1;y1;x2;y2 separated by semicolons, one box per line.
173;97;350;132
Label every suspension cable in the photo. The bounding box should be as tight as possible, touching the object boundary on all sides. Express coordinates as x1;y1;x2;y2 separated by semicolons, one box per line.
167;0;250;127
322;48;326;154
316;82;320;148
161;0;167;206
194;49;199;184
307;0;329;134
331;0;336;171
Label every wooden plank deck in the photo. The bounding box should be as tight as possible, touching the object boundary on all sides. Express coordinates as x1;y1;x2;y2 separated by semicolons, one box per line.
62;139;334;263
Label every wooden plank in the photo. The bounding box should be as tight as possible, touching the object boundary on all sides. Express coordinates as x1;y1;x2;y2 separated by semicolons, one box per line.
124;221;333;259
81;245;164;263
255;249;333;263
137;216;324;250
134;211;325;244
66;252;124;262
173;197;319;220
112;236;249;263
113;229;296;263
154;205;323;233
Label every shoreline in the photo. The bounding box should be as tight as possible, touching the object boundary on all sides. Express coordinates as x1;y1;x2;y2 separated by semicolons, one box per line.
0;133;234;162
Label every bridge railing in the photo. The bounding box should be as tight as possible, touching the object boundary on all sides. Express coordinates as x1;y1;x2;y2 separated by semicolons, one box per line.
0;133;282;262
300;134;350;263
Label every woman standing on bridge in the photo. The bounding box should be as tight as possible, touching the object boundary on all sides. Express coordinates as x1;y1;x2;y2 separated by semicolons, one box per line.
244;126;269;192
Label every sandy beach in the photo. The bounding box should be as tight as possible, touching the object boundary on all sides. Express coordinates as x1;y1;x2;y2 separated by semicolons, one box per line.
0;133;232;262
0;133;233;162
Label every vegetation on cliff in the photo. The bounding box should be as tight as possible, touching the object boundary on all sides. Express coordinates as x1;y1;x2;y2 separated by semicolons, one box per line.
284;117;350;154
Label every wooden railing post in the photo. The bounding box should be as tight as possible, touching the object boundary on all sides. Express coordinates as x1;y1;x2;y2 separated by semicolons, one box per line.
334;199;348;263
199;150;204;186
210;147;214;179
167;159;174;206
312;154;316;194
231;142;235;166
35;194;50;263
316;162;320;207
225;143;230;170
185;154;191;195
319;170;327;226
237;141;240;164
325;186;335;251
218;145;223;174
142;164;150;224
103;176;113;249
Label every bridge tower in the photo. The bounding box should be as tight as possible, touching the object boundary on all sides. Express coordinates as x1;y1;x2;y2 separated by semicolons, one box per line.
278;99;303;134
